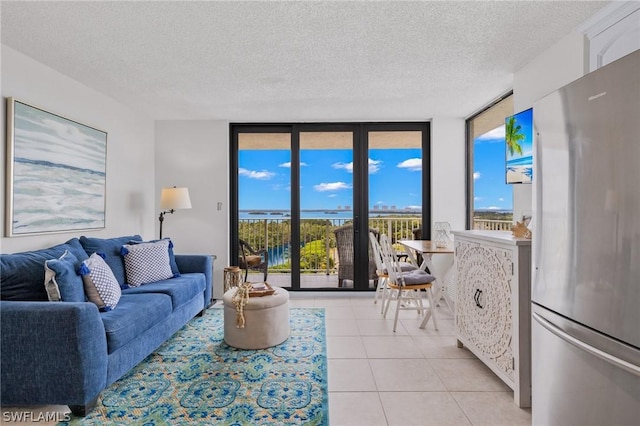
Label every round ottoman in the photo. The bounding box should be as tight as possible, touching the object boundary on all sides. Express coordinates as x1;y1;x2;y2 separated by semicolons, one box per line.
223;286;290;349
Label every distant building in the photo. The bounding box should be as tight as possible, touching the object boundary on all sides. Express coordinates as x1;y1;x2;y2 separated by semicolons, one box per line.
373;205;380;211
337;205;342;210
382;205;389;211
391;205;397;210
344;205;351;210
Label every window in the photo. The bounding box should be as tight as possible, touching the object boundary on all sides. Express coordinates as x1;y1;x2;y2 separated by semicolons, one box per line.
466;93;514;230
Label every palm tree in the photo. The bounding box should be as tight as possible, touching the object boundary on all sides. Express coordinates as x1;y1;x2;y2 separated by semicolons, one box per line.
505;116;525;157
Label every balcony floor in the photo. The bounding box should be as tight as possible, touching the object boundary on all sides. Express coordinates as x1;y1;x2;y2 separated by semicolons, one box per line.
246;272;377;290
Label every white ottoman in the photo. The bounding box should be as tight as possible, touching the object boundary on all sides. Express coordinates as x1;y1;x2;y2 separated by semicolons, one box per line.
223;286;290;349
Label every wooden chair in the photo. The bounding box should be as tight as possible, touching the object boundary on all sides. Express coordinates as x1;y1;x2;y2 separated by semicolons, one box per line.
370;232;418;314
379;234;438;332
333;224;378;288
238;239;268;282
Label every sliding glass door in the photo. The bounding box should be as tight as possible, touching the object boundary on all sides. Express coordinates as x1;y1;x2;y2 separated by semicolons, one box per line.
231;123;430;291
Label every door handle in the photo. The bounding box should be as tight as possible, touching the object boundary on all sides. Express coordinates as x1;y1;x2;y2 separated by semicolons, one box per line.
533;312;640;377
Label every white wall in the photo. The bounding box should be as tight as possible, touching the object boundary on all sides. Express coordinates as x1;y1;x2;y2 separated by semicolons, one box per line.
431;117;466;231
155;121;229;298
0;46;156;254
512;31;589;221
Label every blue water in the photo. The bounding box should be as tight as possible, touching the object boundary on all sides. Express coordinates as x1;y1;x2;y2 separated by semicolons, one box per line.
506;155;532;167
11;161;105;234
268;244;290;266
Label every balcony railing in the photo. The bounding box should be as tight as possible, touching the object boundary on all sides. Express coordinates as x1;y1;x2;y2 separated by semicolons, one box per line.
238;217;422;275
472;219;513;231
239;217;512;275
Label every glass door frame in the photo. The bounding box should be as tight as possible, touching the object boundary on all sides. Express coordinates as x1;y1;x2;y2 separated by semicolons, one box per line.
231;122;431;291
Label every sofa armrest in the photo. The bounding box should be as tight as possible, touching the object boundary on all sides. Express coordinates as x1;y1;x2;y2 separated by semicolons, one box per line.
175;254;213;307
0;301;108;407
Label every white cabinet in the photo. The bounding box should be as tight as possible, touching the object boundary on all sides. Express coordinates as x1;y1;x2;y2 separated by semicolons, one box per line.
452;230;532;408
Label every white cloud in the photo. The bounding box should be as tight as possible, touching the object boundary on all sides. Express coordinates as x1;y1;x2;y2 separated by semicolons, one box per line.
498;197;504;201
279;161;306;168
314;182;352;192
238;168;275;180
332;162;353;172
332;158;382;174
328;194;337;198
487;206;501;210
368;158;382;174
473;172;481;180
474;197;481;201
397;158;421;172
475;125;505;142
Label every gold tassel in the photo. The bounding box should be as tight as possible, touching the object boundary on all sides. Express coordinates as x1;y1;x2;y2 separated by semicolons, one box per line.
231;282;253;328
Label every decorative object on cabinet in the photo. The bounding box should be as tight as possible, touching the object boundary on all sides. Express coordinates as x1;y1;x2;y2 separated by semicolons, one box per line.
432;221;453;248
5;98;107;236
510;221;532;239
453;230;532;408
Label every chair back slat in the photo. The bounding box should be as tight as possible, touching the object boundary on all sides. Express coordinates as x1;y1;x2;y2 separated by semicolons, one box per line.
379;234;405;286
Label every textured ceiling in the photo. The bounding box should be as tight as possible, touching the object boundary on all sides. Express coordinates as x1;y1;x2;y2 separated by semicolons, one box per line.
1;1;608;121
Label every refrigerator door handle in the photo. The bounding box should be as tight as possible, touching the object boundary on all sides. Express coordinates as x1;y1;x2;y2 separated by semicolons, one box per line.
533;312;640;377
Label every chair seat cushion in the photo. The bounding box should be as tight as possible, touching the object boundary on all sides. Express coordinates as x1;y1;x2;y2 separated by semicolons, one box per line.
121;274;205;311
243;255;262;267
101;293;172;353
382;262;418;274
401;270;436;285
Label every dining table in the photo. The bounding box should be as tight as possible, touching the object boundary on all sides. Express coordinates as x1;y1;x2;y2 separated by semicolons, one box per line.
398;240;455;326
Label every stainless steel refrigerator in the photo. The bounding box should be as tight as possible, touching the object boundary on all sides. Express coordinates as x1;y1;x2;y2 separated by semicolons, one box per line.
532;49;640;425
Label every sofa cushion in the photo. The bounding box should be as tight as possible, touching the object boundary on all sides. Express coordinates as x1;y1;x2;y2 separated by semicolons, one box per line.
101;293;173;353
79;235;142;285
121;240;174;286
44;250;85;302
79;253;121;312
0;238;88;301
127;238;180;277
121;273;205;311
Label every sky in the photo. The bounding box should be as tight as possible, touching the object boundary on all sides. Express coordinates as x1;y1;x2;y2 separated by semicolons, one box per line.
238;147;422;211
239;129;516;213
473;124;513;211
506;108;534;163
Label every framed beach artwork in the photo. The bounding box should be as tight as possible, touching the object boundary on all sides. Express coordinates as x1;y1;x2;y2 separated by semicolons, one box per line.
505;107;533;184
5;98;107;236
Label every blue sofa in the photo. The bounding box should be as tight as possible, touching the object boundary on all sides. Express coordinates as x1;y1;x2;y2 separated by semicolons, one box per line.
0;235;213;416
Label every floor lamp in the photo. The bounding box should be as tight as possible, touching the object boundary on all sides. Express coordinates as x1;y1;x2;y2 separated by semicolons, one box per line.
159;187;192;239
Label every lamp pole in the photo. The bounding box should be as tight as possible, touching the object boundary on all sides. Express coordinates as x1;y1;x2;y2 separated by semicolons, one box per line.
158;209;174;239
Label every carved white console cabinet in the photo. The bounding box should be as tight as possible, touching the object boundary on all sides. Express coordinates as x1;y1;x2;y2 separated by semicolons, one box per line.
452;230;532;407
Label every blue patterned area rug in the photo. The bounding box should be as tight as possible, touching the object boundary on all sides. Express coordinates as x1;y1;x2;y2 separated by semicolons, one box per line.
61;307;328;425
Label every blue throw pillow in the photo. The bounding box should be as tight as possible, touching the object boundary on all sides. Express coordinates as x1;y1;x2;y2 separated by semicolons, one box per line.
79;235;142;285
128;238;180;277
78;252;121;312
1;238;89;301
44;250;85;302
121;240;174;286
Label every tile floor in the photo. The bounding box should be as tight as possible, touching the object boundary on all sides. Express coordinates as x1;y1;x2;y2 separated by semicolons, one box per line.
289;291;532;426
1;292;532;425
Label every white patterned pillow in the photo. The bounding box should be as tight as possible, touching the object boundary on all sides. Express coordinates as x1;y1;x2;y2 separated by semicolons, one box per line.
121;239;173;286
79;252;121;311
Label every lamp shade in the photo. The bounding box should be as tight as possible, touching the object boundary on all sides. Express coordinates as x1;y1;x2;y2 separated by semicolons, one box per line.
160;187;192;211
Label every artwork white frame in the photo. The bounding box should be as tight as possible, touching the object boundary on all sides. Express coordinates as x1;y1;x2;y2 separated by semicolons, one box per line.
5;98;107;236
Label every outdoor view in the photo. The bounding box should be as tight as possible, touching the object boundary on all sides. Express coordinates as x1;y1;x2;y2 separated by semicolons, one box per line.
471;95;515;229
238;129;424;288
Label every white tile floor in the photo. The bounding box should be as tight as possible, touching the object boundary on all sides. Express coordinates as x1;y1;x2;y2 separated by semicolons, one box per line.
289;291;532;426
1;292;532;425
